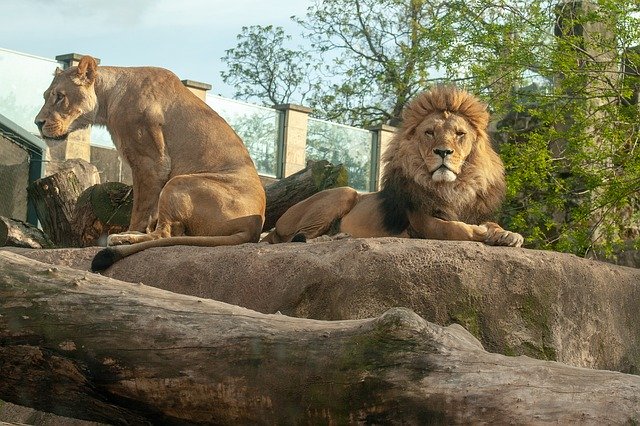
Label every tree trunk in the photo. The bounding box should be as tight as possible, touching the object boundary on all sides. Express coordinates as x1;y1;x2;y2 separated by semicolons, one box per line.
0;251;638;425
26;159;100;247
0;216;53;249
263;160;348;230
72;182;133;247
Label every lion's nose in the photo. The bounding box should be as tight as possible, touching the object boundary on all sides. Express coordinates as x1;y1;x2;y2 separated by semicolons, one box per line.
35;120;45;132
433;148;454;159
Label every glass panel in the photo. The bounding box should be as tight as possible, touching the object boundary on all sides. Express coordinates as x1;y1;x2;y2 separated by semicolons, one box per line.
207;95;281;177
0;48;115;147
91;126;114;147
0;48;60;134
306;118;373;191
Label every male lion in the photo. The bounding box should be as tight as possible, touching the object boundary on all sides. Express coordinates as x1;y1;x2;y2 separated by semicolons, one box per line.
262;86;523;247
35;56;266;271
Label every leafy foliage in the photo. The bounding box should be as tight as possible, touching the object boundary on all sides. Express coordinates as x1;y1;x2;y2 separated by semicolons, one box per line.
455;1;640;257
221;25;315;106
221;0;640;257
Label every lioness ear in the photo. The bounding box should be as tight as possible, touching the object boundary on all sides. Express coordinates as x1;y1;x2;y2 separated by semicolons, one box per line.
54;67;63;76
76;55;98;86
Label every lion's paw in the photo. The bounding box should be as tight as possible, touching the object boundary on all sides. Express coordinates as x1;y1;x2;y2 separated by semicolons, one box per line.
483;222;524;247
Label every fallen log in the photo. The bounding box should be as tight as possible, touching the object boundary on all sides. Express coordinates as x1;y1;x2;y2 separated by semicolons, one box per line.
72;182;133;247
263;160;348;230
0;216;53;249
26;159;100;247
0;251;639;424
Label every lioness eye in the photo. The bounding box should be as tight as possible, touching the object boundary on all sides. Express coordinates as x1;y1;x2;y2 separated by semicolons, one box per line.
55;93;65;103
425;129;434;136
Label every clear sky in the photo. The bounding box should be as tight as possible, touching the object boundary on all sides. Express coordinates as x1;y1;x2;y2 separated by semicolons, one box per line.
0;0;312;98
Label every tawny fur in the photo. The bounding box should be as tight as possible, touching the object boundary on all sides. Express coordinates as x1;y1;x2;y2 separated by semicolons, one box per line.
35;56;266;271
263;86;523;248
381;86;505;224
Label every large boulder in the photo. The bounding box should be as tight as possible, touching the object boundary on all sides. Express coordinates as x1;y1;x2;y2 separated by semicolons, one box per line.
15;238;640;374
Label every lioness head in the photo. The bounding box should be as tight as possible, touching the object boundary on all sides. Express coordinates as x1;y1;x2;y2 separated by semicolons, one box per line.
35;56;99;141
385;86;494;187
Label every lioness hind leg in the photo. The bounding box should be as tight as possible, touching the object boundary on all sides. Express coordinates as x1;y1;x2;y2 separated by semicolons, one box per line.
107;173;264;248
262;187;359;243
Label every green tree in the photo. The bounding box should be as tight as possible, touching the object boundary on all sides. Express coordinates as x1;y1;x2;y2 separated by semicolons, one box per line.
222;0;640;257
222;1;466;127
455;0;640;257
221;25;316;106
297;0;463;126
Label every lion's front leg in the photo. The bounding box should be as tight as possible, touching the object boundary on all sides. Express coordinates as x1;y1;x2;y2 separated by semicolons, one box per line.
407;214;523;247
482;221;524;247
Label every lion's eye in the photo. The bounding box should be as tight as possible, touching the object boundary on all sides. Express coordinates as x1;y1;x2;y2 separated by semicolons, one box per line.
456;131;466;137
425;130;434;137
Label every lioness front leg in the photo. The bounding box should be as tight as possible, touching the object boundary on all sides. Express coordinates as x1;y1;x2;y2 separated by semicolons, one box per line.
408;214;523;247
128;164;168;232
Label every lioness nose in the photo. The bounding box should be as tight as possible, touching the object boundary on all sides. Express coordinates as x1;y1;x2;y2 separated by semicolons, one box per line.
433;148;454;158
35;120;45;132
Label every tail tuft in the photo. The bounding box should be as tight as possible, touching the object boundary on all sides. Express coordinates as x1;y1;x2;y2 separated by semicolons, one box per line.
291;233;307;243
91;247;121;272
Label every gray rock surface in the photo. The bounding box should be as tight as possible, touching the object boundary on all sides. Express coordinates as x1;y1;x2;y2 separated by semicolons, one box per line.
12;238;640;374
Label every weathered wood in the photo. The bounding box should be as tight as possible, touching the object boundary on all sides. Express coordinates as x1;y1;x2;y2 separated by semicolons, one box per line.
263;160;348;230
26;159;100;247
0;251;639;425
0;216;53;249
72;182;133;247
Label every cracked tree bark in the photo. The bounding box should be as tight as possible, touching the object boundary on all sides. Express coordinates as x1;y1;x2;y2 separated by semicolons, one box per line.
0;250;639;425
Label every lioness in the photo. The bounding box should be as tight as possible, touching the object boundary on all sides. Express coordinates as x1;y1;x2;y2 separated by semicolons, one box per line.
35;56;266;271
262;86;523;247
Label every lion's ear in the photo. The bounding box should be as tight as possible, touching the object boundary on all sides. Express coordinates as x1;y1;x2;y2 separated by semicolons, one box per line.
76;55;98;86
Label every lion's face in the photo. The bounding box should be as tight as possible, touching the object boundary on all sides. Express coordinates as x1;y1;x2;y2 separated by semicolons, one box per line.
35;57;99;141
414;112;476;183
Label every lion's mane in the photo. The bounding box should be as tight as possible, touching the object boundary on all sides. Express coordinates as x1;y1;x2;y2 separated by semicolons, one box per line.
379;86;506;234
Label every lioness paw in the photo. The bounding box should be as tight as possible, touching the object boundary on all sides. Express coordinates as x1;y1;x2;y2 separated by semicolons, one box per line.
483;222;524;247
107;231;144;246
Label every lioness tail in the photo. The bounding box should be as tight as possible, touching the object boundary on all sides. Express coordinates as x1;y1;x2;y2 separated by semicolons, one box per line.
91;247;124;272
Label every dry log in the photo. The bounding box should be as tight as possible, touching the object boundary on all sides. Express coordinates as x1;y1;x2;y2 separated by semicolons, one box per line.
0;216;53;249
263;160;348;230
72;182;133;247
0;251;639;425
26;159;100;247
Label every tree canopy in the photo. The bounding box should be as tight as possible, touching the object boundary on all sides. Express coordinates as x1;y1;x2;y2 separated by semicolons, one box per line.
221;0;640;257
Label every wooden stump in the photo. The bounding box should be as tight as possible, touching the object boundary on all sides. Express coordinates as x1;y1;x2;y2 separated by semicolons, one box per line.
0;216;53;249
26;159;100;247
72;182;133;247
263;160;348;230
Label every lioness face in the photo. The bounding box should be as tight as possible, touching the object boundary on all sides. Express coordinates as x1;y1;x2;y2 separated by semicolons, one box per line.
35;62;98;141
415;112;476;183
